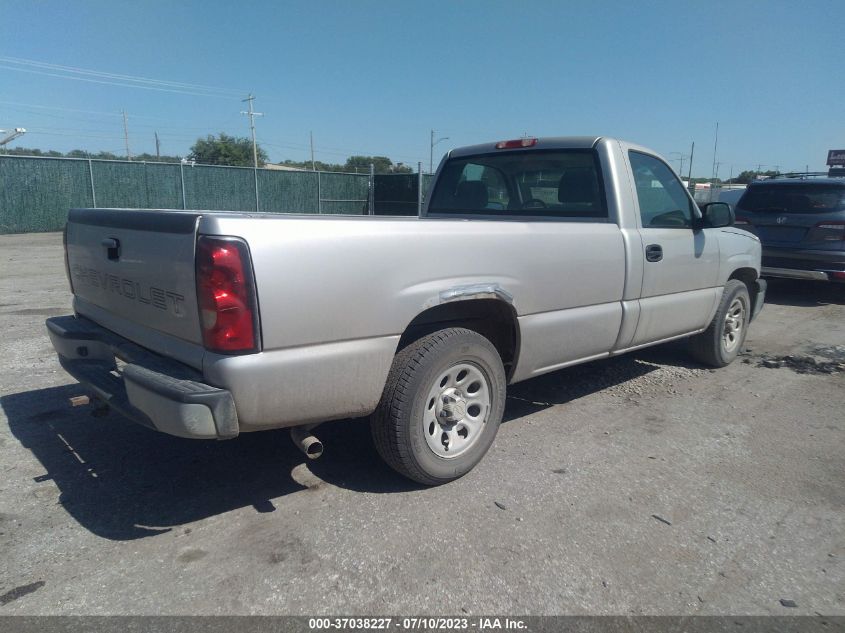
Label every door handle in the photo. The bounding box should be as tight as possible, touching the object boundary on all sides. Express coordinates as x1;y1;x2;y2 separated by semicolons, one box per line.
645;244;663;262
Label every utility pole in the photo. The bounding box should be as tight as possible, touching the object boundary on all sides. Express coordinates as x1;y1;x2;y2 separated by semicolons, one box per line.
240;94;264;169
155;132;161;159
241;94;264;212
122;110;132;161
710;122;719;184
430;129;449;174
687;141;695;189
310;131;315;171
669;152;688;176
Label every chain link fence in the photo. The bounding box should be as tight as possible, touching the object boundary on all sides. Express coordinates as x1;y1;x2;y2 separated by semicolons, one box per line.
0;155;405;234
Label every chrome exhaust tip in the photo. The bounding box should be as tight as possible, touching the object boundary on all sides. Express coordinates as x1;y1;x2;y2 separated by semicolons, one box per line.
290;425;323;460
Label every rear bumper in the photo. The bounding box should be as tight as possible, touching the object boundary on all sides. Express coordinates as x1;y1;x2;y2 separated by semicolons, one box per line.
761;246;845;281
46;315;238;439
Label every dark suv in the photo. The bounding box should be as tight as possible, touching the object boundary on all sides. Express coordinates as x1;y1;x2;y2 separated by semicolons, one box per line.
734;176;845;282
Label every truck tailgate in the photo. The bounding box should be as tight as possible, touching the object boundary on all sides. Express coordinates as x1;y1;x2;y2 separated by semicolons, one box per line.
66;209;204;346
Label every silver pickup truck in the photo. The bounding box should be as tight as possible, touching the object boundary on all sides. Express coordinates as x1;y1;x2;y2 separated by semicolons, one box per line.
46;136;765;485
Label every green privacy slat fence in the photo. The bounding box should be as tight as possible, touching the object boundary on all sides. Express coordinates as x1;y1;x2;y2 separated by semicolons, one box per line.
317;171;370;215
0;155;384;234
0;156;94;234
257;169;319;213
182;163;257;212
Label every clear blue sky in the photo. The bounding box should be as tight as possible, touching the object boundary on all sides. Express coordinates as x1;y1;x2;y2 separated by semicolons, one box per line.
1;0;842;176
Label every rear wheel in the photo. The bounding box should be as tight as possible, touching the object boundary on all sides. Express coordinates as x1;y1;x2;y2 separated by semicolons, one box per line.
689;279;750;367
371;328;506;485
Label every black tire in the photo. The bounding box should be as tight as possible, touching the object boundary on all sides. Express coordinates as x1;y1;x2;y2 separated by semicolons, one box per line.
371;328;506;485
689;279;750;367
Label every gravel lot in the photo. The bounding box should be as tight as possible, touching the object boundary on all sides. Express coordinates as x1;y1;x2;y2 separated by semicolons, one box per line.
1;232;843;615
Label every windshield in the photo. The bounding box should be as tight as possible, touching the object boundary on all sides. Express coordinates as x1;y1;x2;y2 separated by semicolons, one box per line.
427;150;606;218
736;184;845;214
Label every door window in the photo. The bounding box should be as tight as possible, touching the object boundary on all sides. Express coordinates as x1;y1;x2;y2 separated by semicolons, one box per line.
629;151;696;228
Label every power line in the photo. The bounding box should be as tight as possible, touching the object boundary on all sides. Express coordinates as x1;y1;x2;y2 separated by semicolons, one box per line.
0;103;235;131
0;99;214;123
0;64;242;99
0;56;243;96
0;105;243;141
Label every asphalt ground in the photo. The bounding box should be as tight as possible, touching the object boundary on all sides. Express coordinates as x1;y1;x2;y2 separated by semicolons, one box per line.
1;232;843;615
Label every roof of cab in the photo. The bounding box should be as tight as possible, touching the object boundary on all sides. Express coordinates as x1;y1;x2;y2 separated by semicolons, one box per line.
448;136;605;159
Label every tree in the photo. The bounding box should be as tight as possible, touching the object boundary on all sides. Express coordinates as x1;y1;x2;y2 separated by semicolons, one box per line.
188;133;268;167
134;152;183;163
3;147;54;157
344;155;413;174
732;170;781;184
278;158;347;172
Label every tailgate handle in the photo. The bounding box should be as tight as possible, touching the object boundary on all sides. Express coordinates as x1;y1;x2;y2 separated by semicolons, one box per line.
101;237;121;260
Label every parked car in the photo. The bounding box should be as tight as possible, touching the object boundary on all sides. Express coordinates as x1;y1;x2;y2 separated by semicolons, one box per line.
734;175;845;282
46;136;765;485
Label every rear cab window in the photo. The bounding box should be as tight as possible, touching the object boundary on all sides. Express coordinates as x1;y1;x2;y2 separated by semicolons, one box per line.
427;150;607;220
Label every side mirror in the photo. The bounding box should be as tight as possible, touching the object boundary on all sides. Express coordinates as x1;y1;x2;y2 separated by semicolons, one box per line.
698;202;734;228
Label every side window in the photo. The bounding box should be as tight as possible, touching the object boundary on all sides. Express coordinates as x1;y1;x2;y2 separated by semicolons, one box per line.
629;151;696;228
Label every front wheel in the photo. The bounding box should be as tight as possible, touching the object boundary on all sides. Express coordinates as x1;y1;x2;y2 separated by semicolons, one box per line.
689;279;750;367
371;328;506;485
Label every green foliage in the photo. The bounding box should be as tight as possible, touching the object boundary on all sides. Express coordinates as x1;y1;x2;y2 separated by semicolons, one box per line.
188;132;268;167
3;147;63;157
277;159;346;172
5;142;411;175
1;147;180;162
343;155;413;174
133;152;183;163
731;170;781;184
275;156;414;174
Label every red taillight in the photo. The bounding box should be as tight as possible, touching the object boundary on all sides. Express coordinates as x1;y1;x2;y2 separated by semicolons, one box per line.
812;221;845;241
733;216;752;226
196;236;258;353
829;271;845;280
495;138;538;149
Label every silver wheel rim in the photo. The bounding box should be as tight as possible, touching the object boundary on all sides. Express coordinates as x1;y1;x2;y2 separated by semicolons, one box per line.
722;297;746;353
423;362;491;459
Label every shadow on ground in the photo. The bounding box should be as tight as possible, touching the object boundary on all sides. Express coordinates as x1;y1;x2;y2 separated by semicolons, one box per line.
763;278;845;307
2;346;689;541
